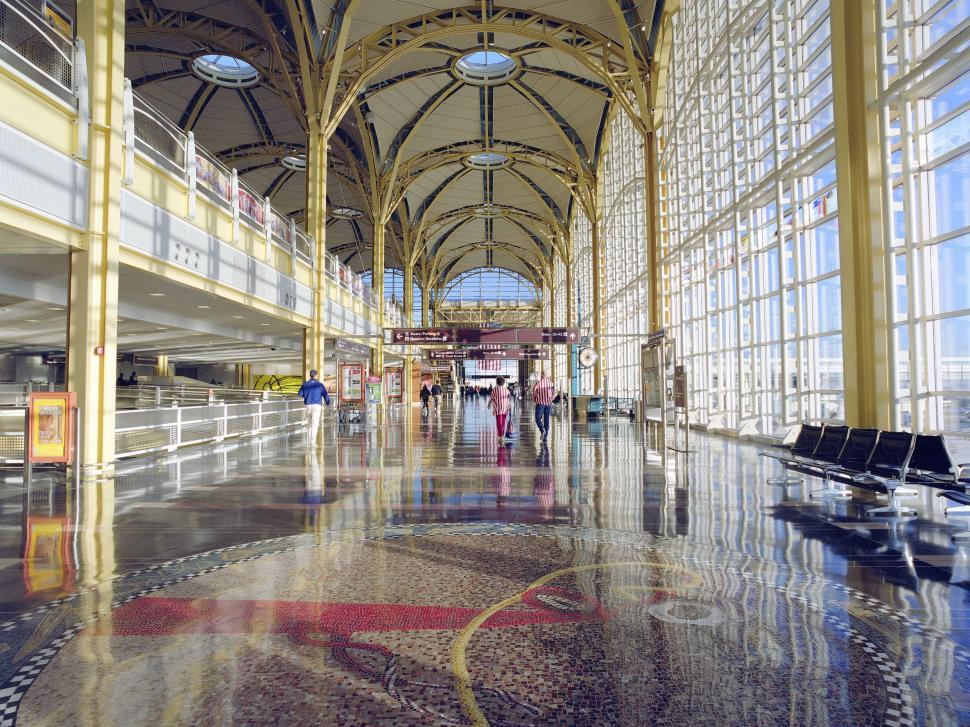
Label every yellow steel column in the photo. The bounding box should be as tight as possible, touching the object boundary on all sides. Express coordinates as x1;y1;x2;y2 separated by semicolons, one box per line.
304;124;328;376
370;222;385;375
831;0;891;428
644;132;662;332
402;262;414;404
153;355;169;378
565;238;575;392
591;213;605;394
68;0;125;473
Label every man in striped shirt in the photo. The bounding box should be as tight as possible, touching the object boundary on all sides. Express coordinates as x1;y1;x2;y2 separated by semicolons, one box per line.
532;371;556;440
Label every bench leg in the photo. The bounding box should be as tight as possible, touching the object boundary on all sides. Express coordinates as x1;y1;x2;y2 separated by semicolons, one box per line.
811;478;852;499
767;473;803;486
868;488;917;517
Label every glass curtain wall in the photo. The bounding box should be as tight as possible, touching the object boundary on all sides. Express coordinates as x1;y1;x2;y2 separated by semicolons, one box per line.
659;0;843;435
600;108;649;401
879;0;970;437
360;268;422;314
442;269;537;304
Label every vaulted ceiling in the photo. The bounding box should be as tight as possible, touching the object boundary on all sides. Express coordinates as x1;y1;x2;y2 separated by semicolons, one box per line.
123;1;664;290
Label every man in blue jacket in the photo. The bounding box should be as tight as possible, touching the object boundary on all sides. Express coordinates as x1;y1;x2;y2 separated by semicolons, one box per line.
298;369;330;444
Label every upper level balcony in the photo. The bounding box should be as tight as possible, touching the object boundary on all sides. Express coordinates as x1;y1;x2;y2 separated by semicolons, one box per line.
0;0;409;342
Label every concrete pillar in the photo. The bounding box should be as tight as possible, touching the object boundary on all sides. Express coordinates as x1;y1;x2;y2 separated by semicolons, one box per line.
67;0;125;473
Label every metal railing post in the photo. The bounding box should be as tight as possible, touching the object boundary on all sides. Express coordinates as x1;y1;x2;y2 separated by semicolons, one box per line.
230;169;240;243
73;38;89;161
263;197;273;262
122;78;134;185
175;405;182;450
186;131;197;219
222;403;228;440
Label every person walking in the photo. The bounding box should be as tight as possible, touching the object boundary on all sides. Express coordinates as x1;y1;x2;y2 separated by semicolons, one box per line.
532;371;556;440
298;369;330;444
487;376;513;442
431;380;443;410
419;380;432;414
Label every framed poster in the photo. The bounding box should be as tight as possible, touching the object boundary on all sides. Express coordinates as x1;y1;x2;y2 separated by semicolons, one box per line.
27;392;76;464
384;367;403;399
339;363;364;402
366;375;382;405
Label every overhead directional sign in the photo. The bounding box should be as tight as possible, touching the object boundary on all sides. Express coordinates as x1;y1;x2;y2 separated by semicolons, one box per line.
429;348;550;360
391;327;579;345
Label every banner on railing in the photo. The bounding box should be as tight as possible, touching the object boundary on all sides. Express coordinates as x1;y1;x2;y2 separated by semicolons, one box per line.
27;391;75;464
195;154;230;201
238;188;264;224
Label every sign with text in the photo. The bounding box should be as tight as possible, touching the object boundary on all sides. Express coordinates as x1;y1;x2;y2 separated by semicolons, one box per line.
673;365;687;409
391;327;579;345
430;348;550;360
27;392;76;464
384;367;403;399
334;339;371;358
339;363;364;402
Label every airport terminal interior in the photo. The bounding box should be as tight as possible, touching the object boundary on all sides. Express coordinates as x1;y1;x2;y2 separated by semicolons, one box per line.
0;0;968;724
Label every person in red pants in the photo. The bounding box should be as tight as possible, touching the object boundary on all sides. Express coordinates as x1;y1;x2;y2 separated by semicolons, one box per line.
487;376;513;442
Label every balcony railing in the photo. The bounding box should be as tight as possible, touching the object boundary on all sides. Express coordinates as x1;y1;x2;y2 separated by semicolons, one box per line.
0;0;73;99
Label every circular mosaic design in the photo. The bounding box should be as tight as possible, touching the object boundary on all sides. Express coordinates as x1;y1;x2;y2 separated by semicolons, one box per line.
1;524;967;726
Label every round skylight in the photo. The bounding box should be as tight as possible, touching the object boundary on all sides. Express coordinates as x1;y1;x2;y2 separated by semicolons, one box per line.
465;151;511;170
473;204;501;218
281;152;306;171
192;54;260;88
331;206;364;220
453;49;518;86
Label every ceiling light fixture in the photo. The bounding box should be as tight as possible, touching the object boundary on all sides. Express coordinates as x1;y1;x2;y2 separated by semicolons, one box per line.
149;292;165;297
196;305;211;309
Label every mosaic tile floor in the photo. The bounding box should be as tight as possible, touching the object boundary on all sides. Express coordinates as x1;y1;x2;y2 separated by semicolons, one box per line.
0;399;968;725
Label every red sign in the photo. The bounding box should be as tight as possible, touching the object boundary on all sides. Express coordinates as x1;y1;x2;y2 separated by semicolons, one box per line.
391;328;578;345
430;348;550;360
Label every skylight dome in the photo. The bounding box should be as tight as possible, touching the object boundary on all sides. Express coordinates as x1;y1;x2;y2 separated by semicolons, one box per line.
465;151;511;170
281;153;306;171
331;206;364;220
453;49;518;86
192;54;260;88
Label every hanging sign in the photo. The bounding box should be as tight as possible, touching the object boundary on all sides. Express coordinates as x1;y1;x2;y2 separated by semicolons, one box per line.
429;348;550;360
384;367;403;399
339;364;364;402
27;391;76;464
391;327;579;345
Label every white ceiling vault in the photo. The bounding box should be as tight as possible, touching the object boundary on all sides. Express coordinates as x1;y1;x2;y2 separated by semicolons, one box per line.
124;1;664;291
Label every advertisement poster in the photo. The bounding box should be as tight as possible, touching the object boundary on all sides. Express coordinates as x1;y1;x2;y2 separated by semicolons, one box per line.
27;392;75;464
385;367;403;399
366;375;383;405
340;364;364;402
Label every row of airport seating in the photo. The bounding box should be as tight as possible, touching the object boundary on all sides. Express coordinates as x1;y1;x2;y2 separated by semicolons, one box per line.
761;425;970;537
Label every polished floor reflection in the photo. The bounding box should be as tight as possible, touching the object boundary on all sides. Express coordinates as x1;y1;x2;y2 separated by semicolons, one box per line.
0;399;968;725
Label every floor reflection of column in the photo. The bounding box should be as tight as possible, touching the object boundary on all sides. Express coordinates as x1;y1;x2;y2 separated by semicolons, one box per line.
76;478;116;726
